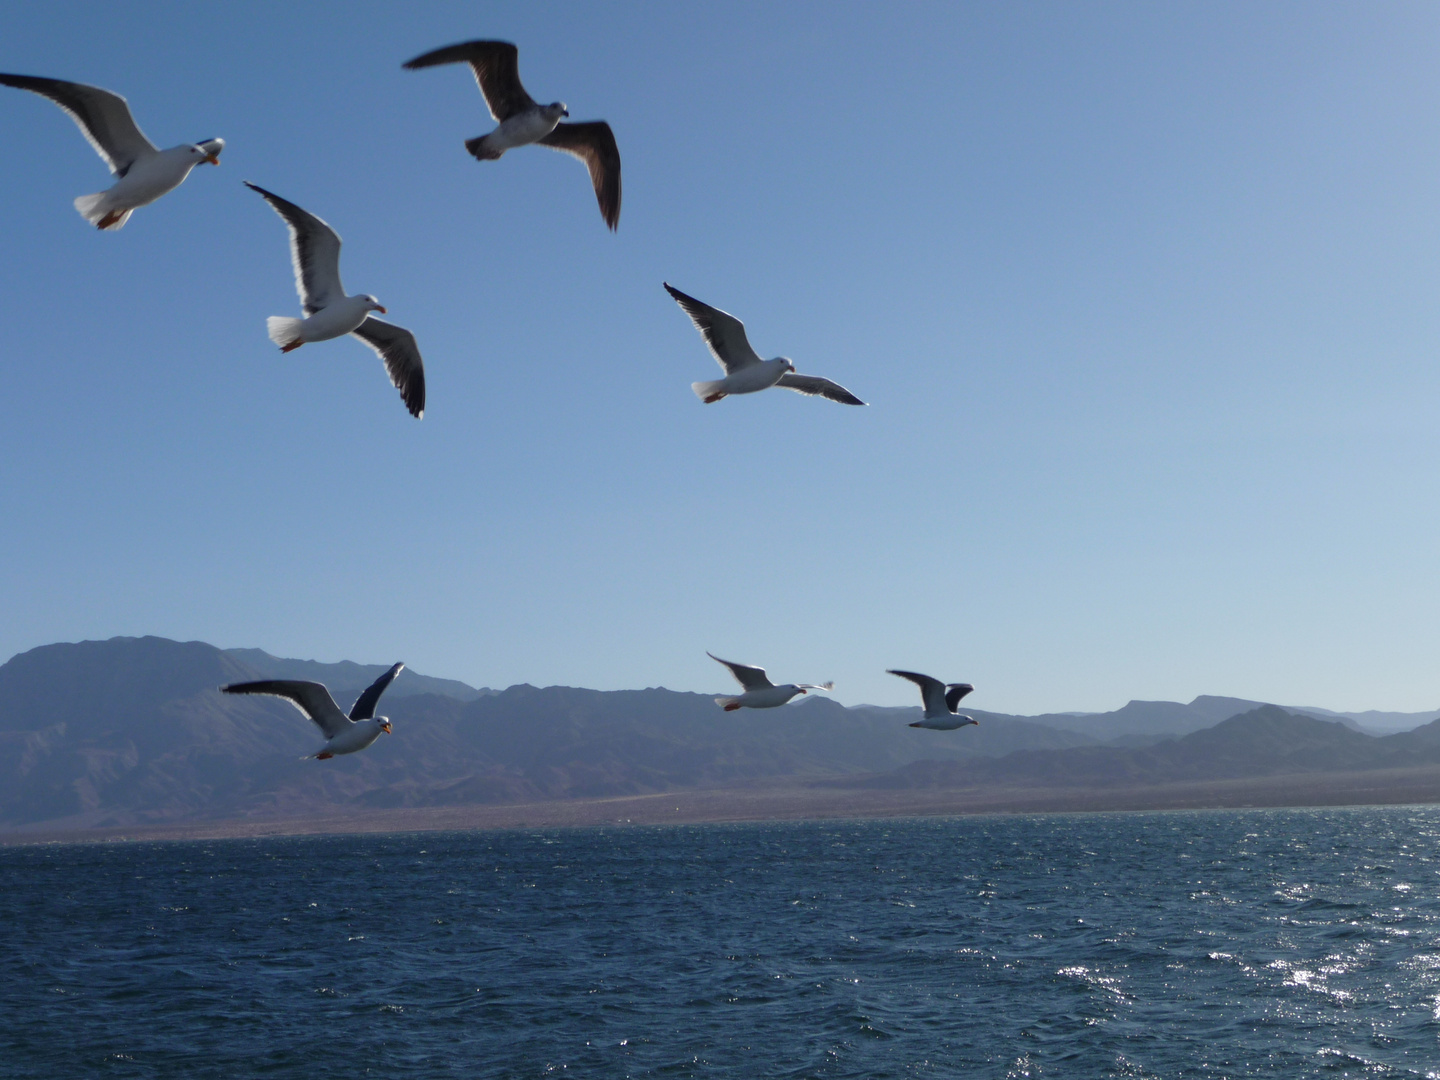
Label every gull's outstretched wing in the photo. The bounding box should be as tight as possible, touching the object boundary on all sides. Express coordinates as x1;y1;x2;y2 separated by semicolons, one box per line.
350;662;405;721
351;317;426;419
776;372;865;406
403;40;536;122
221;679;350;739
945;684;975;712
888;669;948;716
707;652;774;691
664;284;762;374
538;121;621;230
244;181;345;315
0;74;157;175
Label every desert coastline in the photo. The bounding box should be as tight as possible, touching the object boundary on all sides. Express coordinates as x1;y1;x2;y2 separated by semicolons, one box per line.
9;763;1440;846
7;637;1440;846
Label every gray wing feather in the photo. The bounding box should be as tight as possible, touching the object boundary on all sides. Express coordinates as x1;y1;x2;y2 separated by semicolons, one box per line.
351;317;426;419
708;652;774;691
0;74;157;175
221;679;351;739
776;372;866;406
402;41;536;121
537;121;621;230
945;684;975;712
664;284;761;374
888;669;948;715
350;662;405;720
243;181;345;315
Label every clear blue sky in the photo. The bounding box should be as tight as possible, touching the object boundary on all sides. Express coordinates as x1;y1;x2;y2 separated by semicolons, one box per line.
3;1;1439;714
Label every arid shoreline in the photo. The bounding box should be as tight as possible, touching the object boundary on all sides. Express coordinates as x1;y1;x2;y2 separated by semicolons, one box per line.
5;763;1440;845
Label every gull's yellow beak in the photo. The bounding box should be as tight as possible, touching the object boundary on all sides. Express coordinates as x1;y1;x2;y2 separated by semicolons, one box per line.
381;721;392;734
205;155;220;165
376;305;388;314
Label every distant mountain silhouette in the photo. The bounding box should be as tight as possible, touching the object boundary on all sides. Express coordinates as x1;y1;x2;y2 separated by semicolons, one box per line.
840;705;1440;790
969;693;1419;741
2;636;1437;832
1288;704;1440;734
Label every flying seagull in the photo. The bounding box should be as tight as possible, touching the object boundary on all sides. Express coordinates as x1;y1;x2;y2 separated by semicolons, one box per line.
403;40;621;230
664;284;865;406
244;181;425;418
222;662;405;759
887;669;978;730
708;652;833;711
0;73;222;230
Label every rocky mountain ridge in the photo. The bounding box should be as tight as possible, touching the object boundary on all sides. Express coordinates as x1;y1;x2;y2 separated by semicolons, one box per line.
3;636;1437;831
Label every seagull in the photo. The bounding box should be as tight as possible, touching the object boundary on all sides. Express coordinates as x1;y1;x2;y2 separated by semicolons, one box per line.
0;73;222;230
887;670;979;730
664;284;865;406
403;40;621;230
708;652;833;711
222;662;405;759
244;181;425;418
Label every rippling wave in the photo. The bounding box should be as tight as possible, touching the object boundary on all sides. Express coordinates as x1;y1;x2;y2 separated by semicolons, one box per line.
4;806;1440;1077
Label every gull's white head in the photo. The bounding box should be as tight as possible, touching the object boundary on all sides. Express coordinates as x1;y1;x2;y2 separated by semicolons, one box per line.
193;137;224;165
378;716;393;734
544;102;570;121
777;358;796;373
364;295;388;315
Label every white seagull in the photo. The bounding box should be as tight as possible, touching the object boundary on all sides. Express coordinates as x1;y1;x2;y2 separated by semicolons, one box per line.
664;284;865;406
0;73;222;230
244;182;425;418
887;670;979;730
708;652;833;711
222;662;405;759
403;40;621;230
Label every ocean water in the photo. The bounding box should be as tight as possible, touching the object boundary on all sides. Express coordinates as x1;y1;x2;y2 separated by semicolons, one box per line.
3;808;1440;1078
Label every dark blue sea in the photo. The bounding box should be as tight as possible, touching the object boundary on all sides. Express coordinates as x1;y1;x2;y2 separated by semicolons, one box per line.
4;808;1440;1078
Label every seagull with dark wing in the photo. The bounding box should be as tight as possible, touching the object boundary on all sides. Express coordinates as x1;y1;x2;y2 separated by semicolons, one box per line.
222;663;405;759
244;182;425;418
708;652;833;711
403;40;621;230
0;73;222;230
664;284;866;406
887;670;978;730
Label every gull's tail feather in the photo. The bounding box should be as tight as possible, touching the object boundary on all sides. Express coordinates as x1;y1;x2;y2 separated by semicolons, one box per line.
692;379;727;403
715;695;743;711
267;316;305;351
465;134;504;160
74;192;129;230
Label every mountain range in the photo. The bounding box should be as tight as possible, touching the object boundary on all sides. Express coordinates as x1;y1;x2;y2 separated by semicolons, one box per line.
2;636;1438;834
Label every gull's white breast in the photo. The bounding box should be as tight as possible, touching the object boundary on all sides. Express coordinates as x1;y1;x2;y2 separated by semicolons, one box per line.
302;296;375;343
491;109;562;152
325;720;386;756
725;359;791;395
738;686;805;709
109;147;203;209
